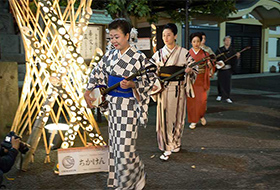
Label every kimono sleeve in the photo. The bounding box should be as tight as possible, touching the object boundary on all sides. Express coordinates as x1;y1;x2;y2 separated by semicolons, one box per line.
151;50;161;68
86;52;109;91
134;53;158;126
185;52;197;98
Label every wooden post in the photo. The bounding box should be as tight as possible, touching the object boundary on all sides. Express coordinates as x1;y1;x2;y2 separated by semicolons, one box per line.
0;62;18;137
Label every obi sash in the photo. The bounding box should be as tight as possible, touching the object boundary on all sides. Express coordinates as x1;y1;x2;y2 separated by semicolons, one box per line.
107;75;135;98
159;66;185;81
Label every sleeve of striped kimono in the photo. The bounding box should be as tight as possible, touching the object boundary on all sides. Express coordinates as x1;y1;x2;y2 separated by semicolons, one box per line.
134;53;158;126
86;51;109;91
185;52;197;98
151;50;161;71
186;52;197;83
149;51;162;102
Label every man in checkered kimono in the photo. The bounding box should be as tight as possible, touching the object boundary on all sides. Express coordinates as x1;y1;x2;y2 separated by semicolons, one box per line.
84;18;157;189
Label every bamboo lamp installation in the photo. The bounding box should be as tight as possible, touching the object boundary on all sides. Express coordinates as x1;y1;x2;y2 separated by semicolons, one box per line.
9;0;106;168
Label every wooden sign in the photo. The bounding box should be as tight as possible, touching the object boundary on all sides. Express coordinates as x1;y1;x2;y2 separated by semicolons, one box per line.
80;25;103;59
58;146;108;175
135;38;151;50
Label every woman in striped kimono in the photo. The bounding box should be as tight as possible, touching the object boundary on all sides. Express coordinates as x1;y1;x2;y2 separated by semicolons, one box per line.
84;18;156;190
151;23;196;161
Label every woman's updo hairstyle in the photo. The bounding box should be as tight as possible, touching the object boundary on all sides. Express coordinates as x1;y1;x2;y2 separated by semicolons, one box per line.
200;32;206;37
189;32;202;43
108;18;131;36
163;23;178;36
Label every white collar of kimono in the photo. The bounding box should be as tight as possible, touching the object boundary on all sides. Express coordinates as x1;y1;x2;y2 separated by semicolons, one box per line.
118;46;133;59
163;45;177;54
192;48;201;55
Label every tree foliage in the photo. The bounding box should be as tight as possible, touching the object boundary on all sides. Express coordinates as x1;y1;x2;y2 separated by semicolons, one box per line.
58;0;81;8
190;0;237;18
105;0;151;24
50;0;238;25
149;0;237;24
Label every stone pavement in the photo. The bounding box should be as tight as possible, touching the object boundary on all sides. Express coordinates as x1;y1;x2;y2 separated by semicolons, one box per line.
2;73;280;189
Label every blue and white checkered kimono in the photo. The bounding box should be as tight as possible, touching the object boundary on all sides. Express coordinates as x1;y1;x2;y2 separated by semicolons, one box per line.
87;46;157;189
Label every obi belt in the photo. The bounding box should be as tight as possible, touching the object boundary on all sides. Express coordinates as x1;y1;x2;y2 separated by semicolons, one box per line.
159;66;185;81
107;75;135;98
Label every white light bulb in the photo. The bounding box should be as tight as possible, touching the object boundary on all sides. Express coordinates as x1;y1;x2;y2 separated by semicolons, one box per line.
43;105;51;112
77;57;84;64
43;117;48;123
65;53;71;59
69;134;75;140
68;46;74;51
51;16;57;22
57;20;63;25
46;59;51;64
68;129;73;134
86;125;93;131
58;28;66;35
65;99;73;106
42;7;50;13
70;106;76;111
61;142;69;149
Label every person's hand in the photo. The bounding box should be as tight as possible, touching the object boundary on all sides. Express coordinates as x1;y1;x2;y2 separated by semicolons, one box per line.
11;137;20;150
217;61;223;66
152;85;158;91
185;66;192;73
236;52;241;59
207;61;213;69
120;77;136;89
84;90;96;109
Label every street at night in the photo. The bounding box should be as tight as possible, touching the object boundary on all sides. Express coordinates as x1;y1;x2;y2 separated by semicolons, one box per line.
3;73;280;189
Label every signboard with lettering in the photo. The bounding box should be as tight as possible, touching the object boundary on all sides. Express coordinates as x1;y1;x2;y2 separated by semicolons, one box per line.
58;146;108;175
79;25;103;60
65;23;103;60
135;38;150;51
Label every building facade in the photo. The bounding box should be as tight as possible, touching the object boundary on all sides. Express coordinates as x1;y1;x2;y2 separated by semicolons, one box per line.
134;0;280;74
